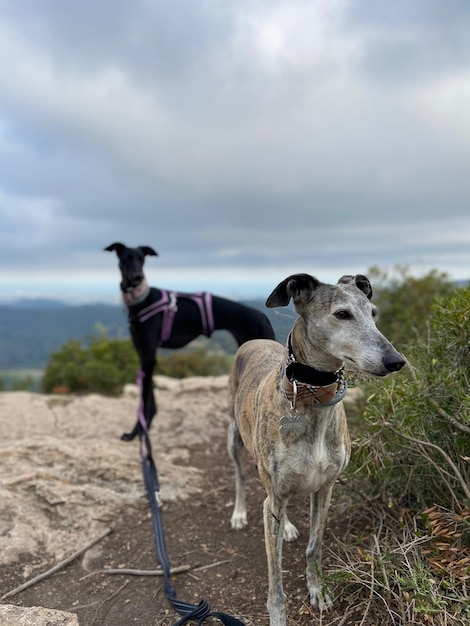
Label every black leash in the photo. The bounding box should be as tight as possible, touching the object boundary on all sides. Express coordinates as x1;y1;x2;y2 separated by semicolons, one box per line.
137;389;246;625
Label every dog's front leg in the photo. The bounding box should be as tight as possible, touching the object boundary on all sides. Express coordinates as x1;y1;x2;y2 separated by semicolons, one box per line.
122;325;157;441
264;496;288;626
121;356;156;441
141;354;157;423
306;485;333;610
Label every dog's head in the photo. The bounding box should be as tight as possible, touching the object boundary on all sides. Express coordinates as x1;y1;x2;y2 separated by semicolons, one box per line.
104;242;158;289
266;273;404;376
265;273;373;309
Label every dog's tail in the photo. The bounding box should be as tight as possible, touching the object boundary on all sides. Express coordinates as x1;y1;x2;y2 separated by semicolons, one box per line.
228;354;241;419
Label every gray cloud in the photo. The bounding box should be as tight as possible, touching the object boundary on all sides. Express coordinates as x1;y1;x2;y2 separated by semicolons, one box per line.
0;0;469;301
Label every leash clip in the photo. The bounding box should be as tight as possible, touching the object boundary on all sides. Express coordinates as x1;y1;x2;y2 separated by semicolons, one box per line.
289;379;298;412
168;291;178;312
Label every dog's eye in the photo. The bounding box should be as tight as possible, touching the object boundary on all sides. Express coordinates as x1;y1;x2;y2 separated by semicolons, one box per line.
372;309;378;318
334;310;351;320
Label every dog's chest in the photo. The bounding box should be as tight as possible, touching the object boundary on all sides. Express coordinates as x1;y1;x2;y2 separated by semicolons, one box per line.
276;422;350;494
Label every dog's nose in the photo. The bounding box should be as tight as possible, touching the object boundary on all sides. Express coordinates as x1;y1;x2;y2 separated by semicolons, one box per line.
382;352;406;372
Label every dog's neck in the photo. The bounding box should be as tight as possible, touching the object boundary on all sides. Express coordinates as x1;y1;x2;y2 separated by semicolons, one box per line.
282;332;347;407
289;324;344;372
121;277;150;306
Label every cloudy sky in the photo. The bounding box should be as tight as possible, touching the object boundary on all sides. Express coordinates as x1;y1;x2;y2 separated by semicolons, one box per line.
0;0;469;303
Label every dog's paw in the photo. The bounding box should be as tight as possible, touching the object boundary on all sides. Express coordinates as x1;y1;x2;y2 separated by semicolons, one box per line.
283;520;299;542
121;431;136;442
309;587;333;611
230;511;248;530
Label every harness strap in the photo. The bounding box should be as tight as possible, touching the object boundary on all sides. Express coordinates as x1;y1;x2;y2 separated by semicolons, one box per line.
136;371;246;626
191;292;214;338
161;291;178;344
137;290;171;324
136;290;215;345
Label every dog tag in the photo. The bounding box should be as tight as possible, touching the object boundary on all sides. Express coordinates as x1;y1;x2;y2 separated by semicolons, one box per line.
279;414;307;435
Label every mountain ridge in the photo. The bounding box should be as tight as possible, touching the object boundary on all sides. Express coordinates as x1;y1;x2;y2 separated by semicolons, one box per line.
0;298;294;369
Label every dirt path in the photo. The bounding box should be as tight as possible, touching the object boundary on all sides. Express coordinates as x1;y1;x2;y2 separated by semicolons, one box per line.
0;377;366;626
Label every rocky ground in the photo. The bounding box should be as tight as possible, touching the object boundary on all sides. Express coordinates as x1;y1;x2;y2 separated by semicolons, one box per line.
0;376;367;626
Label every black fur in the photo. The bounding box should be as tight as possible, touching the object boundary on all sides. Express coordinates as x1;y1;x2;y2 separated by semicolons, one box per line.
105;243;276;440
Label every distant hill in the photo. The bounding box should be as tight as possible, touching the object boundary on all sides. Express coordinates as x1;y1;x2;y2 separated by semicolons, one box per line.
0;298;295;369
0;303;128;368
2;298;70;309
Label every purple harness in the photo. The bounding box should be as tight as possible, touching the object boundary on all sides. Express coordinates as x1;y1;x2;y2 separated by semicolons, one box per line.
136;289;214;345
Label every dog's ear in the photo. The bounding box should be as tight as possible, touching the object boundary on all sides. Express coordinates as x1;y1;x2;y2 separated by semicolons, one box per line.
266;274;320;308
139;246;158;257
104;242;125;254
337;274;373;300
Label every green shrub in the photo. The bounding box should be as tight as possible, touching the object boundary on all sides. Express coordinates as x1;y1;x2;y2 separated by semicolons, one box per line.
367;265;456;348
327;286;470;625
157;347;231;378
41;334;139;395
9;375;37;391
41;333;231;395
352;284;470;511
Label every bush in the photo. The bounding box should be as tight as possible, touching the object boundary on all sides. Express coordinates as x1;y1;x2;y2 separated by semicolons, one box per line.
332;286;470;625
41;334;139;395
0;376;35;391
157;347;230;378
353;285;470;511
367;265;455;348
41;334;231;395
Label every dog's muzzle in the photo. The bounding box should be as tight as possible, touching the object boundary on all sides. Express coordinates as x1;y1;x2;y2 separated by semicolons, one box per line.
122;278;150;305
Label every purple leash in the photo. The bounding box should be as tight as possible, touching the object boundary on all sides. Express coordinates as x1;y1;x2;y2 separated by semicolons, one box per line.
136;370;246;626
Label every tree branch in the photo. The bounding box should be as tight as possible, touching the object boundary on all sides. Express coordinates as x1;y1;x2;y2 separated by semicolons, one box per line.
1;528;112;600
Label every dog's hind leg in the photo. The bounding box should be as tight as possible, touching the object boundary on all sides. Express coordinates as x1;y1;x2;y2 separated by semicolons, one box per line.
228;420;248;530
306;485;333;610
283;514;299;542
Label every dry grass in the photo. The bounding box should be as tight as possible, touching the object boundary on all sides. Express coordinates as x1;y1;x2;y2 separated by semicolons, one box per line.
316;491;470;626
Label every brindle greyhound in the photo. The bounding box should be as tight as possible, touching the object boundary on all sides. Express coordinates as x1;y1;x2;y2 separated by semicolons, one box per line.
105;242;275;441
228;273;405;626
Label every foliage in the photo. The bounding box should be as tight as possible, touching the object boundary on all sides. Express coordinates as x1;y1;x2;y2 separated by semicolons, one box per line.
367;265;455;348
353;285;469;511
41;332;232;394
2;375;36;391
0;370;42;392
334;285;470;625
157;347;231;378
41;331;139;395
324;500;470;626
10;375;35;391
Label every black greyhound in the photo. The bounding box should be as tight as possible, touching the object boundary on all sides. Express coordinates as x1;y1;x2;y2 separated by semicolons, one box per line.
105;243;276;441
